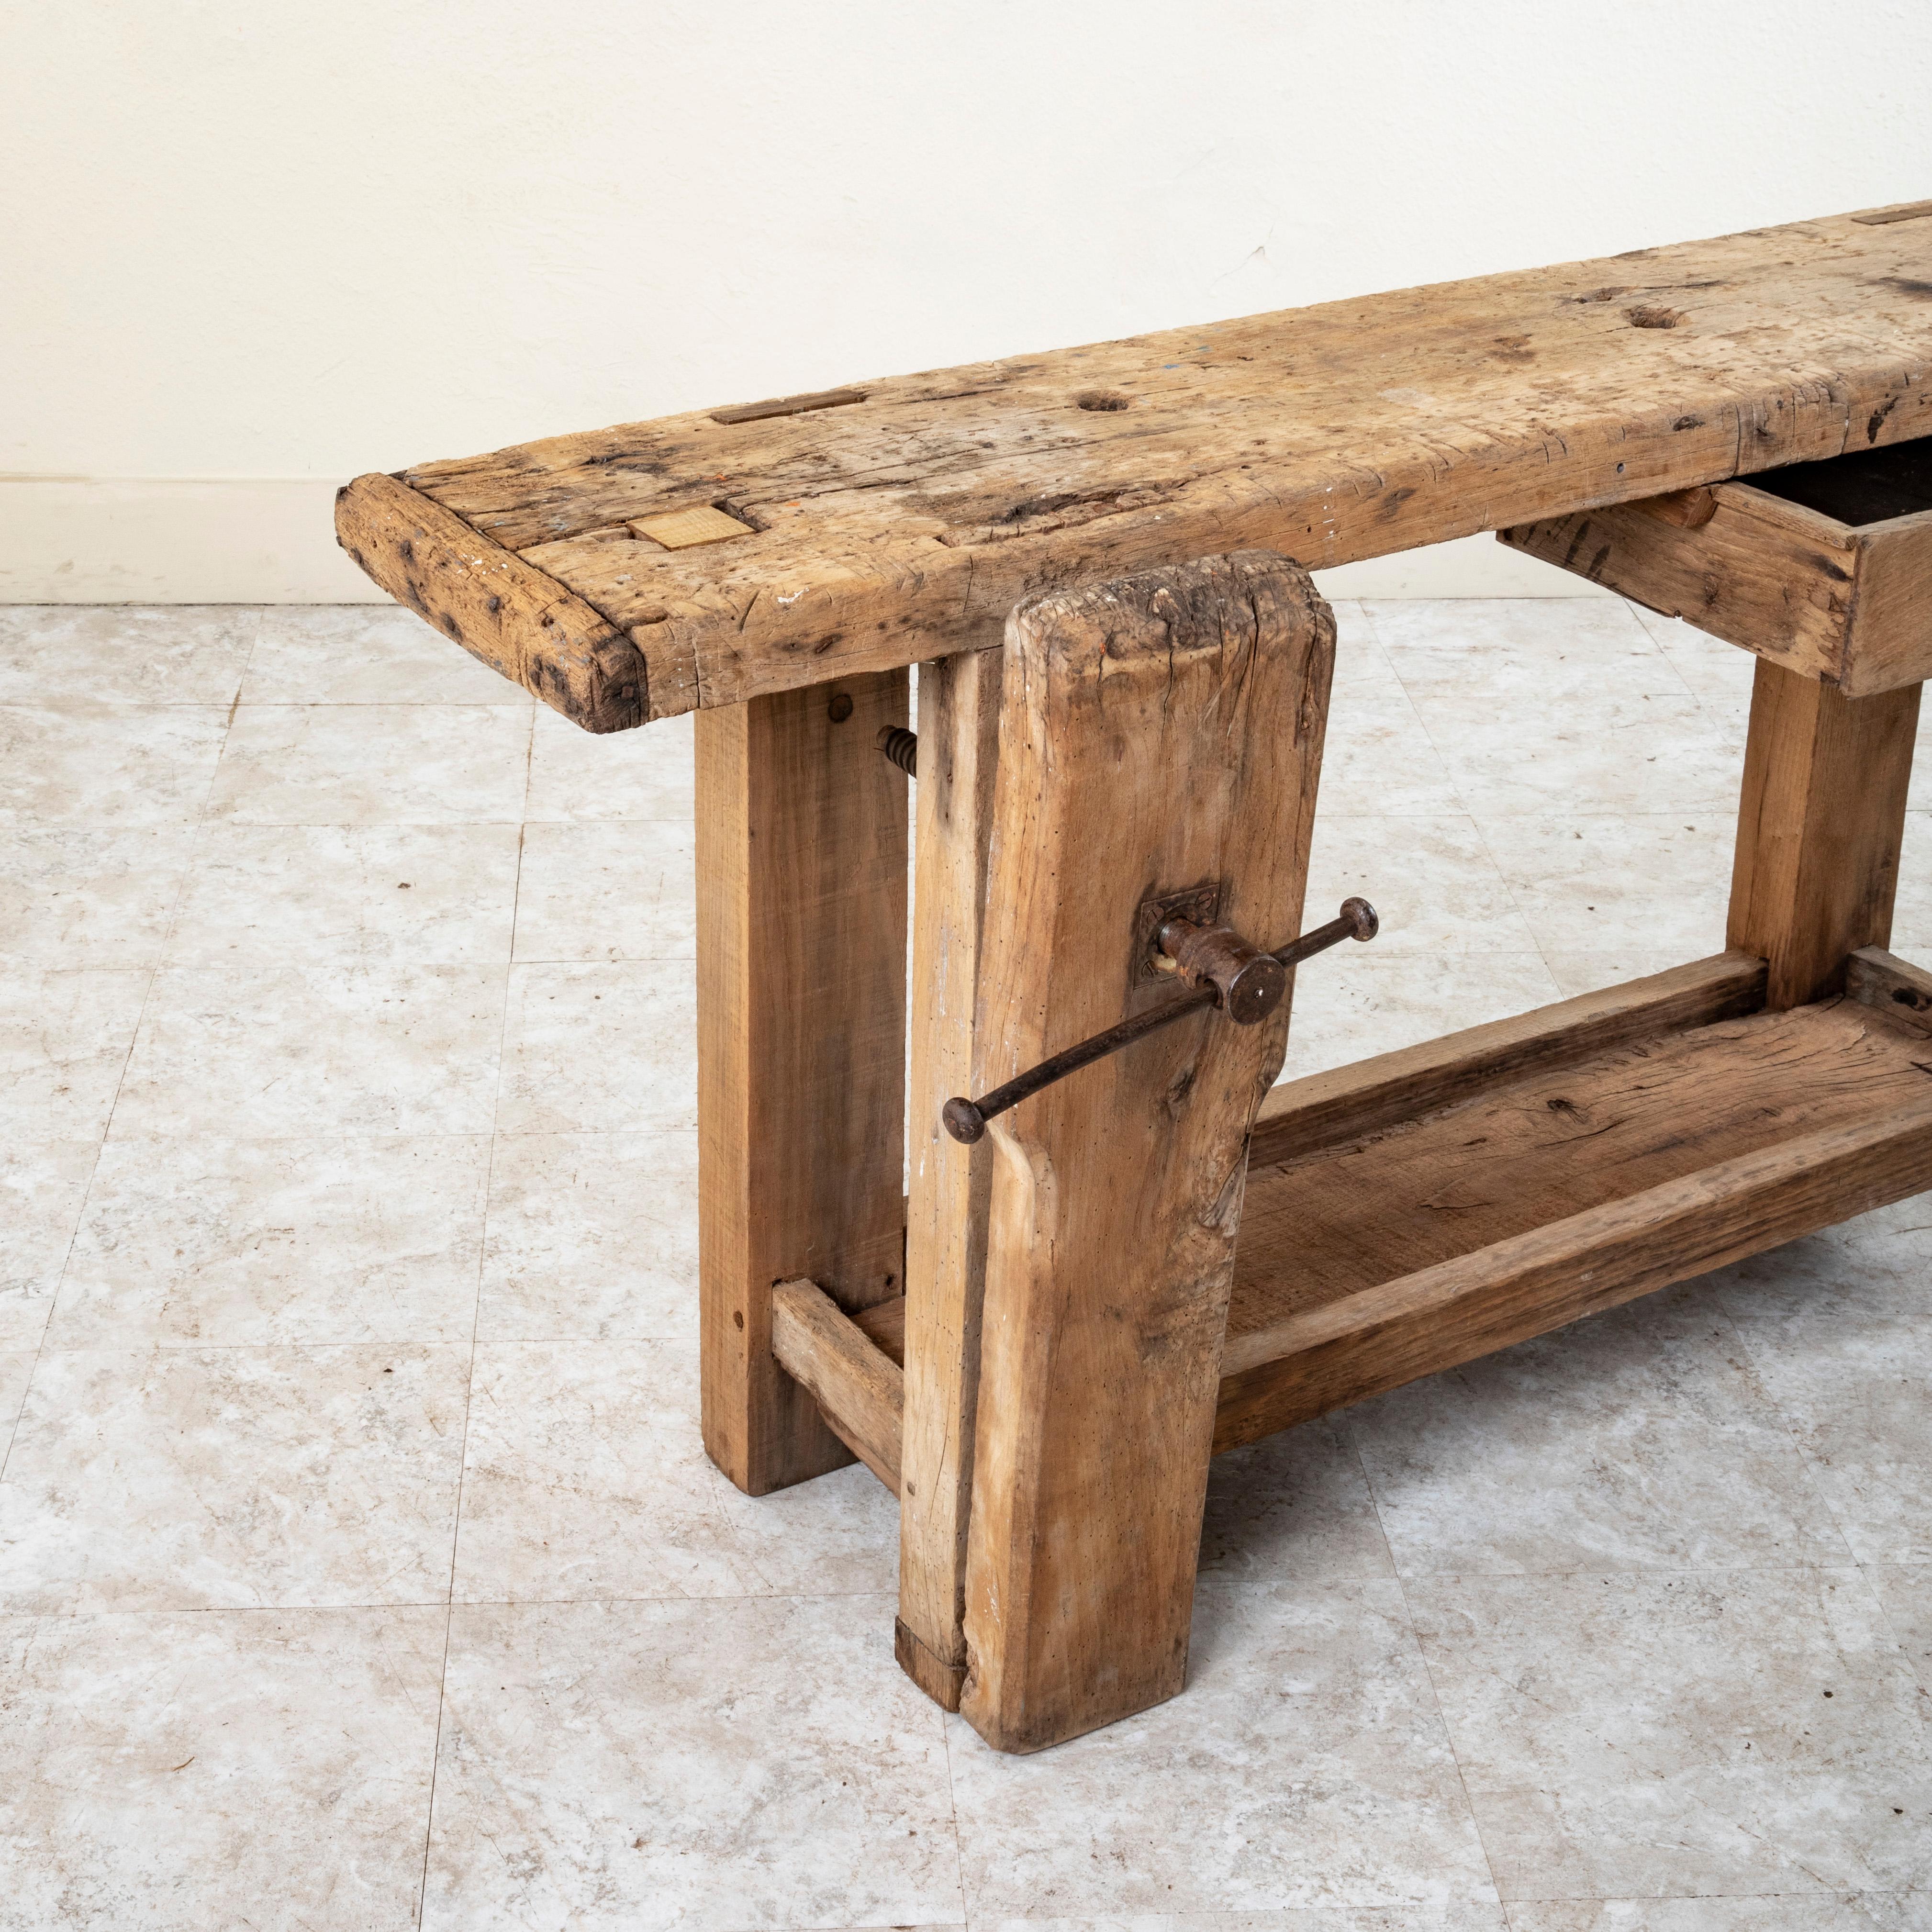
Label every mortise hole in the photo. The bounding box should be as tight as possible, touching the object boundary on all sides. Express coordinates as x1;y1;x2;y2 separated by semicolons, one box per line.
1075;390;1131;412
1626;305;1685;330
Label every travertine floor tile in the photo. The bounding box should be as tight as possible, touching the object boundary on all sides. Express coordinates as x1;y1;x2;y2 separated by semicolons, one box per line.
1538;950;1728;998
423;1595;961;1932
112;963;506;1138
1410;691;1740;820
477;1131;696;1341
1370;597;1689;700
1715;1232;1932;1565
245;604;532;705
524;704;694;821
1277;952;1562;1084
166;823;521;965
512;819;696;962
1889;815;1932;959
0;704;229;826
206;704;531;825
0;1138;96;1349
1329;600;1397;689
1479;814;1733;957
0;605;259;707
0;967;149;1141
0;1605;445;1932
974;1912;1510;1932
1316;684;1463;818
452;1340;896;1601
1200;1414;1396;1584
48;1133;490;1347
1628;604;1760;708
0;1345;468;1611
949;1575;1498;1919
1507;1898;1932;1930
497;962;695;1134
1302;815;1539;955
0;826;198;966
1411;1568;1932;1900
0;1352;34;1458
1867;1564;1932;1699
1346;1284;1852;1576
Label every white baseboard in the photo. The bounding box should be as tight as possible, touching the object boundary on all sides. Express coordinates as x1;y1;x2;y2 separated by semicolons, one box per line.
0;480;386;603
0;477;1611;604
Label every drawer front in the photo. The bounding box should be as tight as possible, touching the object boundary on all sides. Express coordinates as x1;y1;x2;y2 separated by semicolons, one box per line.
1501;474;1932;696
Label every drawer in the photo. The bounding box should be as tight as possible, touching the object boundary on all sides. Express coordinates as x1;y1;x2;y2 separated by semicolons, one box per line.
1500;439;1932;695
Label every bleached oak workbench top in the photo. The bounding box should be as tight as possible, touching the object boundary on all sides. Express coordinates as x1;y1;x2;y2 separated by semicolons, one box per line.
337;203;1932;730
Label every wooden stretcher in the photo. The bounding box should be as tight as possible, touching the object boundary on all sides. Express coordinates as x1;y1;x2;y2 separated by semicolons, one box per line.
337;200;1932;1753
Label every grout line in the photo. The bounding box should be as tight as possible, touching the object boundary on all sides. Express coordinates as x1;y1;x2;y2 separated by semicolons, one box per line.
0;1589;926;1622
413;709;532;1927
938;1696;970;1931
1340;1411;1511;1917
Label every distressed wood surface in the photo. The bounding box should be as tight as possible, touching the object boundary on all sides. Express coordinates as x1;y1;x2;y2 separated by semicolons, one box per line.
1501;484;1860;684
1219;997;1932;1447
1502;480;1932;695
1251;950;1766;1168
334;472;648;731
695;671;909;1496
1728;659;1920;1008
1847;506;1932;692
959;551;1332;1753
769;1278;905;1495
896;646;1003;1712
1846;944;1932;1030
339;208;1932;723
1232;998;1931;1338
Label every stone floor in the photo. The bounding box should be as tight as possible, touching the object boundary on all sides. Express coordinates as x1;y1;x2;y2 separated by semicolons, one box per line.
1;598;1930;1931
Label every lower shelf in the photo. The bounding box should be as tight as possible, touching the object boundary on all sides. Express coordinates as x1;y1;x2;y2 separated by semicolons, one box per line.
1218;946;1932;1448
778;948;1932;1490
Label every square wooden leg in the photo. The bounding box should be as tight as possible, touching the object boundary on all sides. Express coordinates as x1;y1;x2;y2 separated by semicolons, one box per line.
1728;658;1920;1008
956;553;1335;1753
695;671;909;1496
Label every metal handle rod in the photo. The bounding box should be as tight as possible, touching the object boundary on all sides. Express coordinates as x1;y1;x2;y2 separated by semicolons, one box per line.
942;897;1377;1144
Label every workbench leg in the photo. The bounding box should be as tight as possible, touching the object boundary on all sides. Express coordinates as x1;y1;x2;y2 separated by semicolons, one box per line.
1727;659;1920;1010
897;647;1003;1710
695;672;909;1495
959;553;1334;1753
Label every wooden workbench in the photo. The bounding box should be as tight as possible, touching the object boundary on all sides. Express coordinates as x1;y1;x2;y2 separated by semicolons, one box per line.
338;201;1932;1753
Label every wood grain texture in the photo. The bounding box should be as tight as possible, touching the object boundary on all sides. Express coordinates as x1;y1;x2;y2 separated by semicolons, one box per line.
769;1278;904;1495
1233;999;1924;1333
333;472;646;732
1845;945;1932;1032
695;671;909;1496
959;551;1332;1753
1218;997;1932;1446
1251;950;1767;1168
1728;659;1920;1008
1500;483;1861;685
1501;480;1932;696
1847;506;1932;692
337;210;1932;721
897;645;1002;1713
